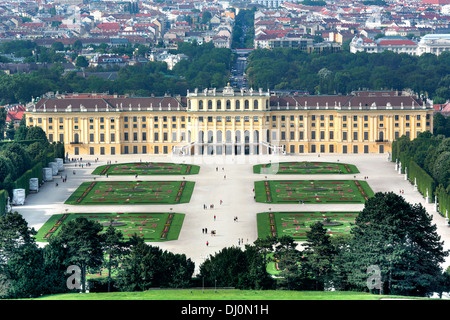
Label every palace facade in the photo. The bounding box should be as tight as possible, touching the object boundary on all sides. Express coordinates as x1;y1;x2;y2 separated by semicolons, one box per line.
24;86;434;156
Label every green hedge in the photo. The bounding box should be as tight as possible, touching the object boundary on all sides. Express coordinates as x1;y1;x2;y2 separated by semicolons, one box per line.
436;185;450;218
13;162;44;196
0;189;8;216
407;160;436;202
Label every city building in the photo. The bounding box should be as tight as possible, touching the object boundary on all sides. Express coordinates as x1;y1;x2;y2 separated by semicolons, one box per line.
350;34;450;56
24;87;434;156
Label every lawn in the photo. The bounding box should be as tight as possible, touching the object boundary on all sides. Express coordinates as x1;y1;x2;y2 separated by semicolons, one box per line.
33;289;413;300
254;180;373;204
92;162;200;175
35;212;185;242
253;161;359;175
64;180;195;205
257;211;359;240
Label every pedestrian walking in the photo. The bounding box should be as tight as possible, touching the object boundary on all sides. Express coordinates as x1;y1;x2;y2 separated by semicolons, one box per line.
206;241;209;247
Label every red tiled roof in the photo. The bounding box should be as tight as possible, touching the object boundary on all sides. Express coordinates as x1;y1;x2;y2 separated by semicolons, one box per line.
378;40;417;46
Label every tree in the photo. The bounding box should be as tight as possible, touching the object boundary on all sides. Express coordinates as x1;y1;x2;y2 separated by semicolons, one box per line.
72;39;83;51
116;239;166;291
340;192;448;296
102;224;129;292
2;142;31;178
0;211;45;298
75;56;89;69
5;121;14;140
51;41;64;52
25;125;48;141
51;217;104;292
0;107;6;140
301;221;337;290
199;243;274;290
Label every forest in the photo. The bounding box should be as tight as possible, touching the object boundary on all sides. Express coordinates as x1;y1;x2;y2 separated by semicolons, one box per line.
245;48;450;103
3;38;450;105
0;41;234;105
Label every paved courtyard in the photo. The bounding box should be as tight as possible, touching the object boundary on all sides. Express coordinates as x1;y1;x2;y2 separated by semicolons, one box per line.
14;153;450;275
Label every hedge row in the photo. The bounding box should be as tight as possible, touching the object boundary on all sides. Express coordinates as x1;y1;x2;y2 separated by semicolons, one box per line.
392;139;450;218
436;186;450;218
13;162;43;196
0;189;8;216
407;160;436;202
0;146;61;216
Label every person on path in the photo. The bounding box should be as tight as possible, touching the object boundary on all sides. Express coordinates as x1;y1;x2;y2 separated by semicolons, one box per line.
206;241;209;246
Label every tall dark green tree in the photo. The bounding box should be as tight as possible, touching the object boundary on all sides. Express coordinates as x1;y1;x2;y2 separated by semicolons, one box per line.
102;224;129;292
0;211;45;298
301;221;337;290
115;239;165;291
5;121;15;140
51;217;104;293
0;107;6;140
340;192;448;296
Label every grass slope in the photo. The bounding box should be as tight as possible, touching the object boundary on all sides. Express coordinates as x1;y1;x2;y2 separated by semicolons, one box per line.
33;289;413;300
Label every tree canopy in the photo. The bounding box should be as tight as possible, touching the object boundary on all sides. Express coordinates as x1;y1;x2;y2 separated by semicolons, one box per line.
245;48;450;102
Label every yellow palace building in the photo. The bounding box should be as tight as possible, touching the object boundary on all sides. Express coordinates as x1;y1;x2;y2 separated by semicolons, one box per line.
24;86;434;156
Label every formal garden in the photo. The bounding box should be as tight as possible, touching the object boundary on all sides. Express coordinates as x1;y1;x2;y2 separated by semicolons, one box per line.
257;211;359;240
253;161;359;175
64;180;195;205
254;180;374;204
92;162;200;176
36;212;184;242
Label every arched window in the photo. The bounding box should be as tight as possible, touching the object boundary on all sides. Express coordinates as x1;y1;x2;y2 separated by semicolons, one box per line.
254;100;258;109
208;130;214;143
235;130;241;143
226;130;232;143
199;100;203;110
217;100;222;109
226;100;231;109
217;130;222;143
208;100;213;109
254;130;259;143
236;100;240;109
245;100;249;109
244;130;250;143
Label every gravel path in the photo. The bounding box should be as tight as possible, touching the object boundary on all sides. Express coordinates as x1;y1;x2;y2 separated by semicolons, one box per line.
14;153;450;275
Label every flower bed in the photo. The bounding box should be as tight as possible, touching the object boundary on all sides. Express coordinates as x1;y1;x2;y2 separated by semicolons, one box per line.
257;211;359;241
255;180;373;204
65;181;195;205
37;212;185;242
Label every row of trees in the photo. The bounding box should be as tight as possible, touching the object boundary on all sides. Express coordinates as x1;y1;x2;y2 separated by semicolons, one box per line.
394;130;450;190
0;212;194;298
0;120;63;197
200;192;449;296
245;48;450;103
1;191;448;298
0;41;234;104
5;39;450;105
